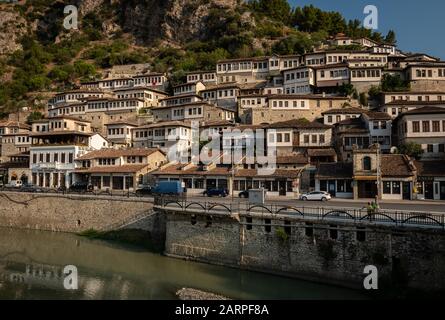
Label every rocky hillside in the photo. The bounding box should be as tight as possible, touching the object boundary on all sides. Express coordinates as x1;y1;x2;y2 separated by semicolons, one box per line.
0;0;391;119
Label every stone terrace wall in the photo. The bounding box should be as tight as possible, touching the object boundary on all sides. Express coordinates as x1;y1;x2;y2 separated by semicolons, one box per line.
163;210;445;291
0;192;153;233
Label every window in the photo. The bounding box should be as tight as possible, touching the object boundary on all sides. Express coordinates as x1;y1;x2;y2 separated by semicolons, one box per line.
383;181;391;194
284;133;290;143
412;121;420;133
264;219;271;233
433;121;440;132
304;135;309;143
363;156;372;171
311;135;317;144
246;217;253;230
440;144;445;153
327;116;332;123
422;121;430;132
392;181;401;194
329;225;338;240
427;144;434;153
356;227;366;242
305;223;313;237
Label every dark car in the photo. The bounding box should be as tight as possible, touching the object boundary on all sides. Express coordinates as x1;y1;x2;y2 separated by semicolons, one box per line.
203;188;228;197
136;186;153;196
20;183;43;193
69;182;93;193
238;190;250;198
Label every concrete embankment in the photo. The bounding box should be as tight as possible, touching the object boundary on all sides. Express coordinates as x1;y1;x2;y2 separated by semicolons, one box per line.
0;192;154;233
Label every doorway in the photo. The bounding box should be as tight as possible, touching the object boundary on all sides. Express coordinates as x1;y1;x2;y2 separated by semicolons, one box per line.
358;181;377;198
440;182;445;200
279;179;287;196
424;181;434;200
402;182;411;200
328;181;336;197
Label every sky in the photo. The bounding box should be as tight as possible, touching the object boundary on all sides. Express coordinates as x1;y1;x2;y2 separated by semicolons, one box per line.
288;0;445;60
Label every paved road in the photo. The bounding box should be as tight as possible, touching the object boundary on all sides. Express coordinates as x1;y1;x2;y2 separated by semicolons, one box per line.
183;194;445;213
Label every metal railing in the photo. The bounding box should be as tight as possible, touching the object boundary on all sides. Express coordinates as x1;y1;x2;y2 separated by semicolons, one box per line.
0;187;154;199
155;197;445;230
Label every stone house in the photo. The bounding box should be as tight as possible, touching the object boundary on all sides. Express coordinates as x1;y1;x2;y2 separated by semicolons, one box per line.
74;148;167;190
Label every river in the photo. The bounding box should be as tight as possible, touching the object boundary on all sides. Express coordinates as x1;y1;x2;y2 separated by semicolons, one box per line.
0;227;368;300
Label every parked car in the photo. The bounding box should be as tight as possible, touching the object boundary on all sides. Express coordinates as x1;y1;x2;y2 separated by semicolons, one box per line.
20;183;44;193
6;180;23;188
151;181;184;195
299;191;331;201
238;190;250;198
69;182;93;192
136;185;153;195
203;188;228;197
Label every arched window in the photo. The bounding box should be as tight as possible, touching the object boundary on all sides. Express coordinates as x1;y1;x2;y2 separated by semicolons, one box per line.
363;156;372;171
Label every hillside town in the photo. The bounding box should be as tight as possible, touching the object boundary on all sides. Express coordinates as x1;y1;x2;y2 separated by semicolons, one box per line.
1;33;445;202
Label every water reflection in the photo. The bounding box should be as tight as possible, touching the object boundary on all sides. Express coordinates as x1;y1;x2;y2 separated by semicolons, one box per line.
0;228;368;300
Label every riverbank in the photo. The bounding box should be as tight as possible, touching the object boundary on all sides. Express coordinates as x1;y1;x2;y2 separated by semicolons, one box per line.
176;288;230;300
78;228;164;253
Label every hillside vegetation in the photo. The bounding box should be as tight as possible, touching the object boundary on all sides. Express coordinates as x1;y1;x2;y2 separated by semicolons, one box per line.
0;0;396;117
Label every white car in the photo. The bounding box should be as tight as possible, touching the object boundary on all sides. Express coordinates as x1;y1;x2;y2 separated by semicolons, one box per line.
300;191;331;201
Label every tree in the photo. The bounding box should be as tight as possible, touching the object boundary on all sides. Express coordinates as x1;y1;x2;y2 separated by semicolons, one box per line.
338;83;356;97
381;74;410;92
385;30;397;45
368;86;382;101
359;92;368;106
250;0;292;25
272;32;315;55
27;111;44;124
399;142;424;160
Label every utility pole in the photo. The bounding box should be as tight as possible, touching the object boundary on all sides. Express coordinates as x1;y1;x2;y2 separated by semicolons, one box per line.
376;144;382;206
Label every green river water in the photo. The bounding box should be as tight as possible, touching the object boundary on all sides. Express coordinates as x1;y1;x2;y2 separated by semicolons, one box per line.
0;227;368;300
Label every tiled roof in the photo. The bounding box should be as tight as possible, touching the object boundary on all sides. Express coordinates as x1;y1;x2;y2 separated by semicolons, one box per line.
74;164;148;174
385;100;445;106
276;154;308;164
235;169;303;178
266;94;348;100
104;121;138;127
414;160;445;177
152;164;232;176
307;148;337;157
381;155;415;177
0;121;31;129
400;106;445;115
134;120;192;129
29;131;94;137
269;119;331;130
316;162;353;179
76;148;162;160
364;112;392;120
322;107;366;115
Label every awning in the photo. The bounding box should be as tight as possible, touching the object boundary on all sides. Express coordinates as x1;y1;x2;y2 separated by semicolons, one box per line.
354;176;378;181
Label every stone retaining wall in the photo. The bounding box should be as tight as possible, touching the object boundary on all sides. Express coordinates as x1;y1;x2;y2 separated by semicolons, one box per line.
0;192;153;233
